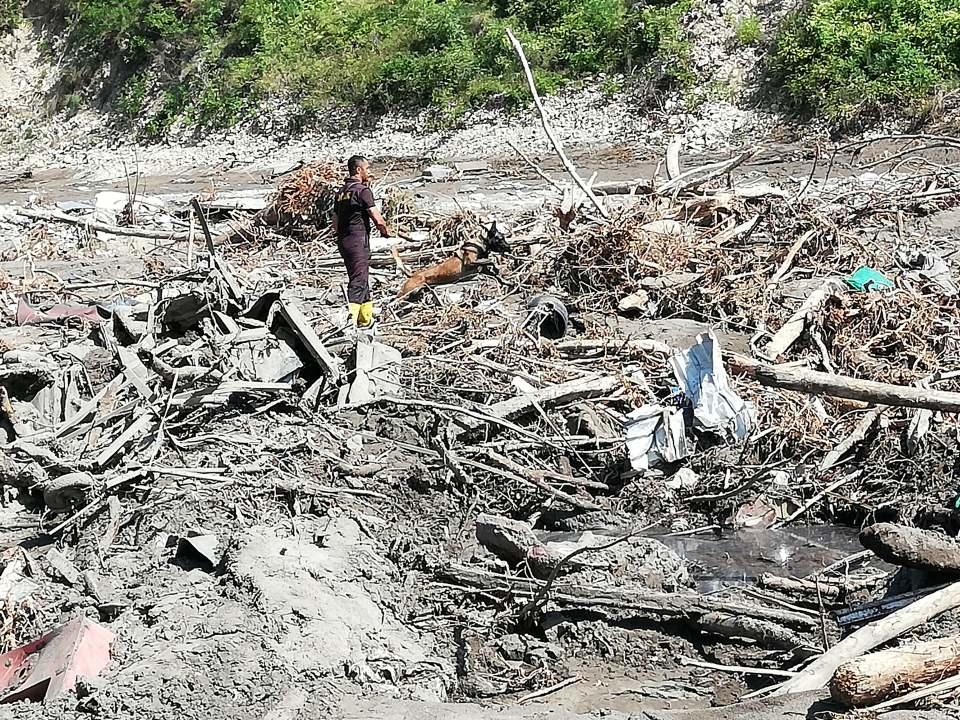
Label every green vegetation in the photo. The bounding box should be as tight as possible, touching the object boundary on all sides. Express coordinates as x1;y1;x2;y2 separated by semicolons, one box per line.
632;0;695;88
1;0;19;33
54;0;699;136
733;14;762;45
47;0;960;135
768;0;960;125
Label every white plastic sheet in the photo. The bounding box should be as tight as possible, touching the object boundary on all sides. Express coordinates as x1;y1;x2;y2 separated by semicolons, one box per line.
669;330;755;441
625;404;689;471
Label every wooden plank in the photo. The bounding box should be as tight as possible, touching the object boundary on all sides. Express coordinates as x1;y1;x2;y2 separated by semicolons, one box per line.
99;497;124;554
171;381;293;408
94;414;154;468
117;347;154;402
190;198;245;304
52;376;126;440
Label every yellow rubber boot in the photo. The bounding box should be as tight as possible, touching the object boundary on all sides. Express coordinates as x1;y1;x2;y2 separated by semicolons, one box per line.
348;303;361;326
357;301;374;328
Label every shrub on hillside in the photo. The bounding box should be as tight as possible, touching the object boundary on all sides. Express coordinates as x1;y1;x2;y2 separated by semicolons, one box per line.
52;0;696;131
733;14;762;45
768;0;960;124
1;0;19;33
628;0;695;88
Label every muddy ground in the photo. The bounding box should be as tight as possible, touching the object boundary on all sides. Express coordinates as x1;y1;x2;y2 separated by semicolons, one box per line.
1;132;960;720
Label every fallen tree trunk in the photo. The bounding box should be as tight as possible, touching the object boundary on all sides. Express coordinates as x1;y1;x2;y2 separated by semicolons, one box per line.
831;634;960;706
733;359;960;414
860;523;960;574
757;573;876;603
772;580;960;695
441;564;818;630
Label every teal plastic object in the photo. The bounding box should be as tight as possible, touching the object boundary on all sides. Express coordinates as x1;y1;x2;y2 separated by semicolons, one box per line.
846;266;894;292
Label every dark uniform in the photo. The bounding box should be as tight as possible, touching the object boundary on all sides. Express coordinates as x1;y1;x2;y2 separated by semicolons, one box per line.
334;179;376;327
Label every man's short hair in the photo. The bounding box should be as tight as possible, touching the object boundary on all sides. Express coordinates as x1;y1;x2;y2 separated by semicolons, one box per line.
347;155;367;175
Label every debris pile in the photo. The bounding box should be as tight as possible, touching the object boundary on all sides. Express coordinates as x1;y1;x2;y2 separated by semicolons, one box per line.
3;132;960;717
255;162;341;241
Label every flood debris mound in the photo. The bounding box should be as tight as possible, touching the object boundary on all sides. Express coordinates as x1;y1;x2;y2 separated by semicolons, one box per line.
247;162;341;241
2;133;960;718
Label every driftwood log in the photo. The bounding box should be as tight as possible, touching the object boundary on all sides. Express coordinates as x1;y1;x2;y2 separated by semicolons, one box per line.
15;207;191;241
452;376;621;437
757;573;879;603
860;523;960;574
831;634;960;706
772;580;960;695
698;611;813;651
733;358;960;414
764;279;843;359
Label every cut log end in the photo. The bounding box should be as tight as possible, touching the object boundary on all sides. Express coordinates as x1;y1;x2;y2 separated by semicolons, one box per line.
829;634;960;707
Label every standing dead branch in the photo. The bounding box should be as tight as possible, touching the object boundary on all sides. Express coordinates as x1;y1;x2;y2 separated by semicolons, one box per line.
505;28;609;219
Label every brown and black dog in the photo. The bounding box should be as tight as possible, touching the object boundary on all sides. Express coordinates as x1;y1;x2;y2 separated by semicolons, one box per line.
395;222;510;298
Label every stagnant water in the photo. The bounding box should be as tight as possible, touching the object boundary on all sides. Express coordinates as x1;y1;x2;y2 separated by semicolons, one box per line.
539;525;883;592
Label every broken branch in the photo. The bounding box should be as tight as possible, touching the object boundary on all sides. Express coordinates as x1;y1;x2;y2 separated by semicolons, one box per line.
772;580;960;695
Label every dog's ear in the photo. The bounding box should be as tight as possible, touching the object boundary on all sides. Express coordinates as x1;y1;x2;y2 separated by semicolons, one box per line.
487;221;498;237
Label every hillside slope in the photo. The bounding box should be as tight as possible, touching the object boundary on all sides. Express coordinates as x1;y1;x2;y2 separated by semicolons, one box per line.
2;0;959;153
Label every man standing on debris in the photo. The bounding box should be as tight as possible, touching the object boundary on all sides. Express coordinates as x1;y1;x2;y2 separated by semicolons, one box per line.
333;155;392;330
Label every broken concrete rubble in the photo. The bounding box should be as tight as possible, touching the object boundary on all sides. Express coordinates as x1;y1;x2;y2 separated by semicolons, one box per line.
175;533;221;570
343;338;402;406
475;513;545;565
